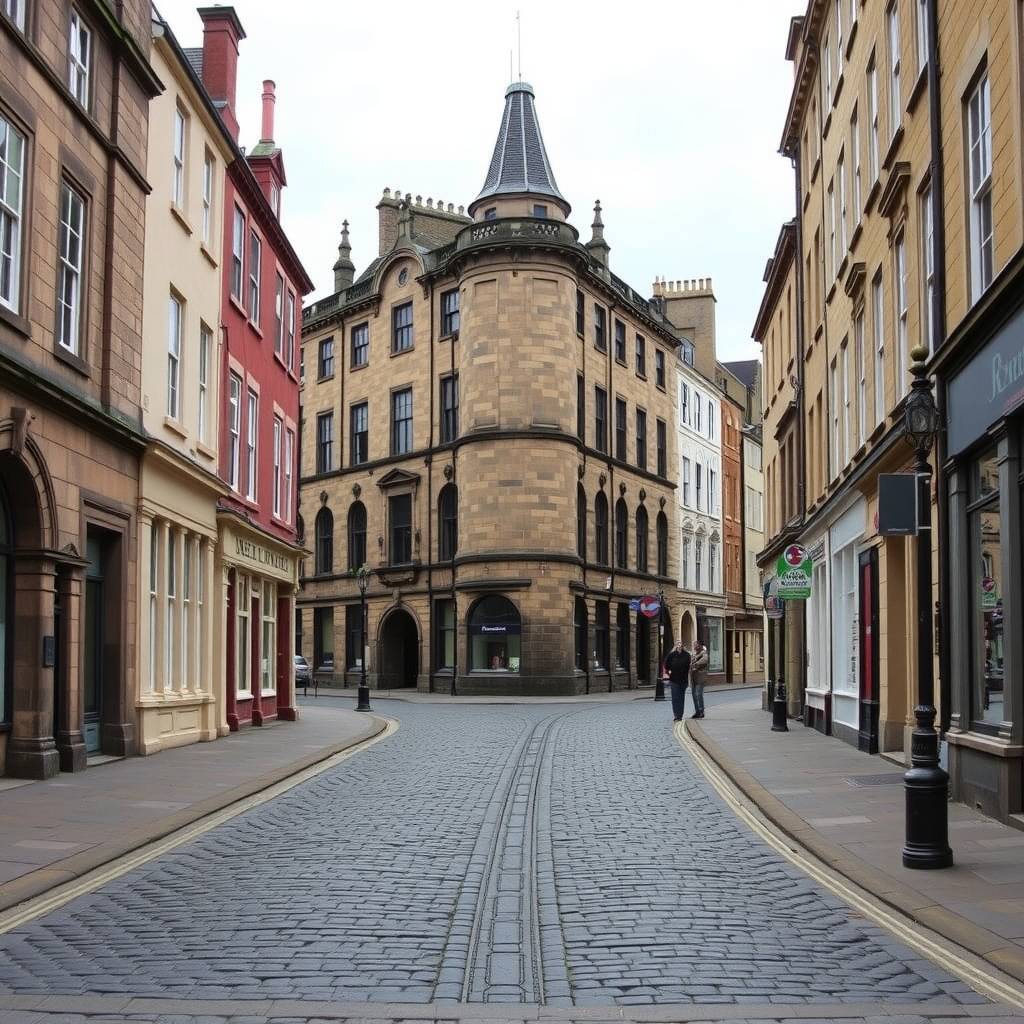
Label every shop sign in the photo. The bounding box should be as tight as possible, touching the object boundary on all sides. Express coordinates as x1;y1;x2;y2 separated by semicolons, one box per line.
763;577;784;619
638;595;661;619
947;303;1024;455
981;577;998;608
234;536;292;573
469;622;522;635
775;544;812;600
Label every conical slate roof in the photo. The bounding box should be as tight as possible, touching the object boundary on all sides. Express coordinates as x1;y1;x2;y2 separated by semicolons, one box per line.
471;81;570;216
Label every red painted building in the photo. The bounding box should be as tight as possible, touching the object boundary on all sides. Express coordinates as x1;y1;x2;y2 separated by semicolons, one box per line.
193;7;313;730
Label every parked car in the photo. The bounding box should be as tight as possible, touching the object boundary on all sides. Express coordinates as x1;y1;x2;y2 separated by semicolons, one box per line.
294;654;310;688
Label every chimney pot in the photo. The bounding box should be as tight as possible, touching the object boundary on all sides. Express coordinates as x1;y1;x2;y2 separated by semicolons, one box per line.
261;79;276;143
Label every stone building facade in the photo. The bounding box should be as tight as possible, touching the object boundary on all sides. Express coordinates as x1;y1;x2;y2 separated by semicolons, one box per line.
0;1;159;776
298;82;681;696
759;0;1024;826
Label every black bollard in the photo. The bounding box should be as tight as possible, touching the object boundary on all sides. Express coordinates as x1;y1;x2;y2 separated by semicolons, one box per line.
654;676;666;701
771;675;789;732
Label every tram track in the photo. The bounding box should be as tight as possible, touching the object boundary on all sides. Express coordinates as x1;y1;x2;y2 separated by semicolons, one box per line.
434;708;573;1004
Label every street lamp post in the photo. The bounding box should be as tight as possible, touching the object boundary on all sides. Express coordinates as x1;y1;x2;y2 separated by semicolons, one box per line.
356;566;372;712
654;587;666;701
901;345;951;869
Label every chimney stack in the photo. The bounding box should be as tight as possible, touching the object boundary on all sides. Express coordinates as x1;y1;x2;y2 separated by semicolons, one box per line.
198;6;246;141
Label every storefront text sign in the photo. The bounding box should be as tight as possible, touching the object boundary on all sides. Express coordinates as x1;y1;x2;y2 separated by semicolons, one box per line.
234;536;291;572
948;304;1024;455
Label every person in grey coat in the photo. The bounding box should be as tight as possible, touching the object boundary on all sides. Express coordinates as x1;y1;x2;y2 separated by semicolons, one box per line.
690;640;709;718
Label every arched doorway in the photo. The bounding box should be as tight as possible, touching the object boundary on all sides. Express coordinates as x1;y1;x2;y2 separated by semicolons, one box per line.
379;607;419;689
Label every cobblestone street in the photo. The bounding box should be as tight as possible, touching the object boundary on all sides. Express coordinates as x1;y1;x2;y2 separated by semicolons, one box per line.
0;697;1016;1023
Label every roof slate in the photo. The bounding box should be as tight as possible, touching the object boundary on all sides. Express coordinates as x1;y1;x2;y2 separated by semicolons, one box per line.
474;82;568;211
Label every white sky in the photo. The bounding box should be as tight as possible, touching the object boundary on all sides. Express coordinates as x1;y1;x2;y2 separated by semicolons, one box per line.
154;0;801;363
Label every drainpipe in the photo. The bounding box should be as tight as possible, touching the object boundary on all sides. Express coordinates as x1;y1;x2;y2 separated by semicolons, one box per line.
926;0;950;732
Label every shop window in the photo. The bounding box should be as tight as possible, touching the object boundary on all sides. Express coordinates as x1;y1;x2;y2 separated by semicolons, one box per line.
594;601;609;668
314;605;334;673
434;598;455;670
469;594;521;672
261;581;276;694
707;617;724;673
969;447;1004;728
616;602;630;669
574;597;587;670
235;572;251;694
345;603;362;671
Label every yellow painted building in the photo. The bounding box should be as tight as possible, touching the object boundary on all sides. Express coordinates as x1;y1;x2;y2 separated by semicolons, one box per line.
760;0;1024;825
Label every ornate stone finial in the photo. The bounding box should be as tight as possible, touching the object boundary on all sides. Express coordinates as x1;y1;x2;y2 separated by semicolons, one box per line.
577;464;586;480
352;483;361;497
443;463;454;481
599;472;607;489
639;488;647;502
586;199;610;267
659;496;666;509
334;221;355;291
618;481;626;496
320;490;328;505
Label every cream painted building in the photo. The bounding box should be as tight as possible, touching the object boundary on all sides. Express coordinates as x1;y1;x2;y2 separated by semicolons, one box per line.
136;13;232;752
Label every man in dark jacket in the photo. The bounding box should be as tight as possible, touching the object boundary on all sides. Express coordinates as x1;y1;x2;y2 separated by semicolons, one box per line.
663;639;691;722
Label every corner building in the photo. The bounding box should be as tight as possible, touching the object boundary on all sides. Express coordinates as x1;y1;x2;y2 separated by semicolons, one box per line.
299;82;680;696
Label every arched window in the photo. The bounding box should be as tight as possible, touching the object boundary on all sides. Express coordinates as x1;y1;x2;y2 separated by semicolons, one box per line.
576;484;587;559
656;511;668;576
438;484;458;561
347;501;366;570
315;507;334;575
469;594;521;672
574;596;588;670
614;498;628;569
594;491;609;565
635;504;649;573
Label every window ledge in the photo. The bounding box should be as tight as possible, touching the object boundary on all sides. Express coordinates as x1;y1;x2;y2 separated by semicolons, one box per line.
163;415;188;440
170;202;193;236
53;342;90;377
200;242;218;269
196;440;217;461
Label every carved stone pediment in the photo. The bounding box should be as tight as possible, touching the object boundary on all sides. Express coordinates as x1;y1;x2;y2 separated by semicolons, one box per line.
377;468;420;492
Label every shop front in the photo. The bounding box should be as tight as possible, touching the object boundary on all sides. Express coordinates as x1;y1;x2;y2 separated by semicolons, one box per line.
218;518;301;730
941;281;1024;823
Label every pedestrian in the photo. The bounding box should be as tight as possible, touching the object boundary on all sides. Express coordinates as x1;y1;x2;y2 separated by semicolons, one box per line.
662;639;691;722
690;639;709;719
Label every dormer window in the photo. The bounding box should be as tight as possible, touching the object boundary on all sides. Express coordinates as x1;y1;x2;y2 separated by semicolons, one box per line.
270;182;279;216
533;204;548;218
484;207;497;221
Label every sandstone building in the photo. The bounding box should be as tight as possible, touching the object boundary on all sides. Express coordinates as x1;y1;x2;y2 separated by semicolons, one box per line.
757;0;1024;825
298;82;684;696
0;1;159;776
